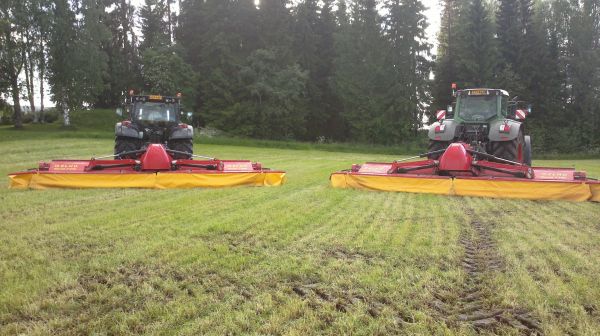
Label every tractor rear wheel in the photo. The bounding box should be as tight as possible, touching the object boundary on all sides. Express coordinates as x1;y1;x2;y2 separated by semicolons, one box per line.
490;129;524;163
168;139;193;159
523;135;532;166
114;136;141;159
427;140;449;159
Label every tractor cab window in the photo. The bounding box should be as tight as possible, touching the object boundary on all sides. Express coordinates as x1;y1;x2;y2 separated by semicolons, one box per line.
133;102;177;122
500;96;508;117
457;95;498;121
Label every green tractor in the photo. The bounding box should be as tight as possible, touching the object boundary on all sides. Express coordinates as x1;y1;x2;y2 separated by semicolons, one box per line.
115;92;193;159
428;86;532;166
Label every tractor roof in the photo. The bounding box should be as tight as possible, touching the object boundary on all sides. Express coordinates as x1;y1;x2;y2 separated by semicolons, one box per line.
458;88;509;96
131;95;180;103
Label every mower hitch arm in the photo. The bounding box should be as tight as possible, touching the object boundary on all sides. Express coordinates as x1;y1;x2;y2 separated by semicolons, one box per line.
174;163;218;170
107;149;147;160
88;163;138;171
165;149;215;160
471;163;529;178
395;163;438;174
467;150;524;166
395;149;446;163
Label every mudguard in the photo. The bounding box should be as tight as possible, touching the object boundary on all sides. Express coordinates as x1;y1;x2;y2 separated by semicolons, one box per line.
115;123;142;139
428;119;459;141
169;125;194;140
488;119;522;141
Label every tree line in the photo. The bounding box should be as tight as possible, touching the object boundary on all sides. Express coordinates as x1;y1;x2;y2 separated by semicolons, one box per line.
1;0;599;151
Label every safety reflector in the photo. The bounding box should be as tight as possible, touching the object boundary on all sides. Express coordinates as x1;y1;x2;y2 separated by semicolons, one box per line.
436;110;447;120
515;109;527;120
499;124;510;133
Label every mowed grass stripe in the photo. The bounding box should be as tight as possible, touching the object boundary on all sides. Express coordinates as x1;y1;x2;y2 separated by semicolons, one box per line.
1;130;600;335
466;196;600;335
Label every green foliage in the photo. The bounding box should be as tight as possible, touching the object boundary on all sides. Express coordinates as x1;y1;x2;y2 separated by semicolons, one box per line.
96;0;140;108
140;48;198;108
0;0;28;128
140;0;171;52
455;0;498;87
47;0;79;125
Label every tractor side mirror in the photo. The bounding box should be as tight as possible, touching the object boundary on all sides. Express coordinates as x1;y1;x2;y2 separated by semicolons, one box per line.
186;112;193;118
446;105;454;118
116;108;123;117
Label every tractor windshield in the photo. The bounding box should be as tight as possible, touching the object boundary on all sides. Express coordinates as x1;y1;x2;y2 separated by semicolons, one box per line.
133;102;178;123
457;95;498;121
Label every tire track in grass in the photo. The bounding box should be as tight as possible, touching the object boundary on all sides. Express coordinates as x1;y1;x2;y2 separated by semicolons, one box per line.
287;192;461;330
491;199;600;334
432;198;543;334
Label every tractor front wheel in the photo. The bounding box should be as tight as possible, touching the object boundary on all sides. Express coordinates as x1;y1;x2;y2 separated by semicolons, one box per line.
114;136;141;159
427;140;449;159
490;130;524;163
168;139;193;159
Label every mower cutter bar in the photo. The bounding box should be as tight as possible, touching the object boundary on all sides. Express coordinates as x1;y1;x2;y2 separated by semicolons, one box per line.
8;144;286;190
331;142;599;202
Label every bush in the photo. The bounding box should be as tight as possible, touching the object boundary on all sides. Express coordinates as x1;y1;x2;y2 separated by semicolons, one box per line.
22;113;34;124
0;110;11;125
42;109;60;123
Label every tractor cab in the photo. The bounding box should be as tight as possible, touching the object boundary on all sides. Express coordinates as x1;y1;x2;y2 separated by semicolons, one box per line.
455;89;508;122
129;95;181;126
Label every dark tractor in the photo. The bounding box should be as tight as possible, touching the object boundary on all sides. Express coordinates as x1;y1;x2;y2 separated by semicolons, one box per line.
428;86;532;166
115;93;193;159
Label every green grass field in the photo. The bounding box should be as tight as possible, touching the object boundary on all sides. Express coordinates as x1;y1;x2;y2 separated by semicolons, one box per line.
1;121;600;335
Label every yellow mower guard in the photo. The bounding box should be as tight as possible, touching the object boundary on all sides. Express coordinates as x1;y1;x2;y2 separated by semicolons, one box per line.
9;172;286;190
331;172;599;202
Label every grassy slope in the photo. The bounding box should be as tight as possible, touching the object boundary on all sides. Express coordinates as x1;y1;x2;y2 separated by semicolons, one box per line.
1;120;599;335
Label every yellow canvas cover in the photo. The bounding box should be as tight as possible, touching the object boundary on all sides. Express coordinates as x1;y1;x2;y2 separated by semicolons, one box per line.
9;171;286;190
331;172;598;202
589;183;600;202
330;173;453;195
453;178;592;202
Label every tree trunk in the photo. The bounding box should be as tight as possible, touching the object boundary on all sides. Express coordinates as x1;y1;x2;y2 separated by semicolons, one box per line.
11;75;23;129
63;107;70;126
24;50;37;122
5;28;23;128
166;0;173;44
39;66;45;123
62;101;71;127
28;58;36;121
39;35;46;123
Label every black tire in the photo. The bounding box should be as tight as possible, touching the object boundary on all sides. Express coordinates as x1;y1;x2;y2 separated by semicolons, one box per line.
523;135;532;166
168;139;193;159
490;129;524;163
427;140;449;159
114;136;141;159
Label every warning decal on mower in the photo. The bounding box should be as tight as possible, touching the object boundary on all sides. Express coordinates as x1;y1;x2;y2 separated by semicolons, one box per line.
533;169;574;181
222;161;254;172
358;163;393;174
49;161;89;172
